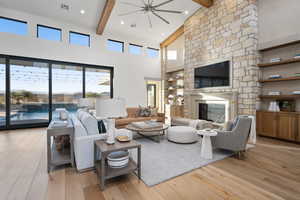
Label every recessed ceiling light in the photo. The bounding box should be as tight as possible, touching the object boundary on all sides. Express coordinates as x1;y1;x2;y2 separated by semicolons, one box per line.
184;10;189;15
80;9;85;14
121;20;125;25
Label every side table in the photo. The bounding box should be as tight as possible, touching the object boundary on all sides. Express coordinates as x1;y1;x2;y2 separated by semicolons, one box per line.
197;130;218;159
47;118;74;173
94;140;141;190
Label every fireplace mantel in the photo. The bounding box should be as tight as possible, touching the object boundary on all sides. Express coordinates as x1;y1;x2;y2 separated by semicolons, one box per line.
186;92;238;121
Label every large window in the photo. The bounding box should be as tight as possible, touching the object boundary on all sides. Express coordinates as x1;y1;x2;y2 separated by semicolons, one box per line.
85;68;111;99
147;48;159;58
0;58;5;128
52;65;83;118
10;59;49;125
0;55;113;129
129;44;142;55
107;39;124;53
69;31;90;47
0;17;27;35
37;25;62;41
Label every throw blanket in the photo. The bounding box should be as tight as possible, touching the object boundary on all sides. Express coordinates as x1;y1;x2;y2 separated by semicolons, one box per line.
189;120;199;129
240;115;256;144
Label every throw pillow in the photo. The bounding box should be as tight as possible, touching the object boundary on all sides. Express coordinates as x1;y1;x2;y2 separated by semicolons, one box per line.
150;107;158;117
138;105;151;117
97;120;107;134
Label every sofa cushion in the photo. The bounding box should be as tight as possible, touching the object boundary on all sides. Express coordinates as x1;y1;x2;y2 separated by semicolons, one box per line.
116;116;163;126
80;112;99;135
72;116;87;137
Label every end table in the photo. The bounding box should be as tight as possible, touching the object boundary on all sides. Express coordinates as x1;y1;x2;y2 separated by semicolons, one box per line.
94;140;141;190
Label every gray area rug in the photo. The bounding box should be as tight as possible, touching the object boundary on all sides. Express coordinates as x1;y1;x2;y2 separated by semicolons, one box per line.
131;137;234;186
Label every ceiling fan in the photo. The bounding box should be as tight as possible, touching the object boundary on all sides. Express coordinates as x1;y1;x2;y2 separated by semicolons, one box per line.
119;0;182;28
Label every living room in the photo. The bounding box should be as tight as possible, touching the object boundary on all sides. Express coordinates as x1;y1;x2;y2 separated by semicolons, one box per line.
0;0;300;200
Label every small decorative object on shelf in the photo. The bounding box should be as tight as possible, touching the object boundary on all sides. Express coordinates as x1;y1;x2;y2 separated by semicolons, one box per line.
268;74;281;79
294;53;300;59
168;86;175;90
292;91;300;95
268;101;280;112
279;100;295;112
268;91;281;95
270;58;281;63
168;77;174;82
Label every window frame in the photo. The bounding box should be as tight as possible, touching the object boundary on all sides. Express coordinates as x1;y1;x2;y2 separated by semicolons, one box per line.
0;16;27;35
129;43;143;55
107;39;124;53
0;53;114;130
147;47;160;58
37;24;62;41
69;31;91;47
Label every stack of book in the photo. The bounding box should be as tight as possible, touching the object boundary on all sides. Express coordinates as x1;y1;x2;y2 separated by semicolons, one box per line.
294;73;300;77
268;91;281;95
268;75;281;79
294;54;300;59
270;58;281;63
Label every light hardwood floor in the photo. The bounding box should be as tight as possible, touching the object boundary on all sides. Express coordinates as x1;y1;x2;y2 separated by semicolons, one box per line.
0;128;299;200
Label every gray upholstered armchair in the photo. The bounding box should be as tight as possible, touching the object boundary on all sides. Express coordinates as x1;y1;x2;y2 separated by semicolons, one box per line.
211;116;252;156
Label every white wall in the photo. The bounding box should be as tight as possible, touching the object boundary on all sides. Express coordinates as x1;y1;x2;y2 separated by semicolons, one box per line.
258;0;300;49
0;7;161;107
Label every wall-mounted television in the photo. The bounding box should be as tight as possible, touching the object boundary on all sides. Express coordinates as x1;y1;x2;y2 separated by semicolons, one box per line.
194;61;230;89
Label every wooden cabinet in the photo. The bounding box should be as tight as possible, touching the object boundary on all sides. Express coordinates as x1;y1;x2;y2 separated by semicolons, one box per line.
277;113;297;141
256;111;277;138
256;111;300;142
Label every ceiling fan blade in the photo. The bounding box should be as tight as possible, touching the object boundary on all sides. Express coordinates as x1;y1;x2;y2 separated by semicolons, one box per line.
153;0;174;8
147;14;152;28
154;9;182;14
120;2;143;8
118;9;144;16
151;11;170;24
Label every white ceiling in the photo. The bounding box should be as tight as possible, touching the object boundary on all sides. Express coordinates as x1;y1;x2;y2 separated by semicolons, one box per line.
0;0;200;43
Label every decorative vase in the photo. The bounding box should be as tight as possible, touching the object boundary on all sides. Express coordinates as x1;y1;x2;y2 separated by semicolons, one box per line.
106;118;116;144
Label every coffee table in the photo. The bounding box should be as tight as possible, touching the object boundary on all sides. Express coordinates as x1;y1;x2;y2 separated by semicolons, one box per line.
197;130;218;159
126;123;169;143
94;140;141;190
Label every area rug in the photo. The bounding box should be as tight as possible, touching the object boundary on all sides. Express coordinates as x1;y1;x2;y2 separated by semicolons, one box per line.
130;137;234;186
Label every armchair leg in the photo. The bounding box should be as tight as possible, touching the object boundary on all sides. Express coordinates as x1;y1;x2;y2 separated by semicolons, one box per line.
236;151;246;160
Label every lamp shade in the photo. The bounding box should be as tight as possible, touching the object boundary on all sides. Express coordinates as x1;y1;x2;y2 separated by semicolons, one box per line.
95;98;127;118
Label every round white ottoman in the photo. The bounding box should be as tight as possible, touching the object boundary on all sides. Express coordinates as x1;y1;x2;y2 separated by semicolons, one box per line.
167;126;198;144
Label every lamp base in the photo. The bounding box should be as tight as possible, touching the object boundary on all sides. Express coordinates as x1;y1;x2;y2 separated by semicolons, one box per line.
106;139;115;145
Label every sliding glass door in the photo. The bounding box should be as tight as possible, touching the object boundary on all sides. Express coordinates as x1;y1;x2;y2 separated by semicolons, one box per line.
0;58;5;128
0;55;113;129
10;59;49;125
52;64;83;119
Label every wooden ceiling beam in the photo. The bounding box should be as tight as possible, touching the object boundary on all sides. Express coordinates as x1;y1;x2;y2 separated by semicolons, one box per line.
160;25;184;48
96;0;116;35
192;0;213;8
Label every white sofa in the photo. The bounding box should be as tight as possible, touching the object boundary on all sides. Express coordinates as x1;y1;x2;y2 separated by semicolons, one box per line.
72;110;132;171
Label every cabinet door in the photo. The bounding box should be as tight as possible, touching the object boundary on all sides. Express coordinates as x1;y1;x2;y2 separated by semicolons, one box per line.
256;111;263;134
277;113;297;141
258;112;277;137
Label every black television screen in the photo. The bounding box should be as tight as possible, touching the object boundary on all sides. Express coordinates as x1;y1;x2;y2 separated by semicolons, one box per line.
194;61;230;89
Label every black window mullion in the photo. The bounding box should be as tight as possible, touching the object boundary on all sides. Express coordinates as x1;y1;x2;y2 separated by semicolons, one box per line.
83;67;86;98
110;68;114;98
49;63;52;122
5;57;10;128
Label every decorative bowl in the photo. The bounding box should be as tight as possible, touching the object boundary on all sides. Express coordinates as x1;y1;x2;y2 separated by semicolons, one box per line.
107;151;129;168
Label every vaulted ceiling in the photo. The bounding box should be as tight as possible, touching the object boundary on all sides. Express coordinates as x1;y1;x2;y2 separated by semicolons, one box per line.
0;0;201;43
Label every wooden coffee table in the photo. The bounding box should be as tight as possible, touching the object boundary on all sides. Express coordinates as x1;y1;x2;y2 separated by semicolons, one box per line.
94;140;141;190
126;123;169;143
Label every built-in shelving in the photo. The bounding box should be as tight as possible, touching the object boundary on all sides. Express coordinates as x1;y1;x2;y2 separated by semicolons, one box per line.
259;76;300;83
258;57;300;68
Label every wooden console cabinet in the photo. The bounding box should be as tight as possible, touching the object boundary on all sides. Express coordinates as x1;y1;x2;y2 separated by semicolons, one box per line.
256;111;299;142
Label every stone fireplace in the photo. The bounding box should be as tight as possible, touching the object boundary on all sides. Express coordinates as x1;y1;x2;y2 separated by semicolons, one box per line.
183;0;260;118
